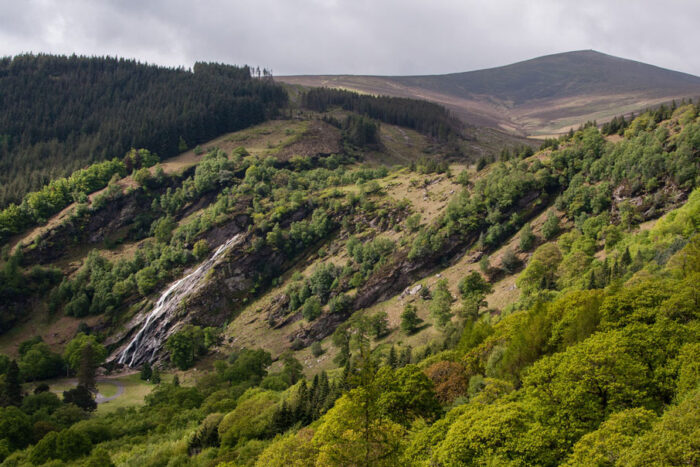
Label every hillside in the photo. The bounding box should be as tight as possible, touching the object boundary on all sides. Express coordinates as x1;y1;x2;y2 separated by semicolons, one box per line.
0;96;698;465
0;54;288;207
280;50;700;135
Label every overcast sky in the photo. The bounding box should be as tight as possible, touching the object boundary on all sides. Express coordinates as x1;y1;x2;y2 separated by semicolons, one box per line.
1;0;699;77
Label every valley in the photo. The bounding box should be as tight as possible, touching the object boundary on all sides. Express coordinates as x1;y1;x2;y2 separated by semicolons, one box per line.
0;54;698;466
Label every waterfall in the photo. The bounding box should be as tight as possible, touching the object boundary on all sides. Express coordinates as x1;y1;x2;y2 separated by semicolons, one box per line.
118;233;243;367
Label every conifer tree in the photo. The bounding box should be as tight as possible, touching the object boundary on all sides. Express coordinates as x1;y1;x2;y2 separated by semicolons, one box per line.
140;362;152;381
1;360;22;406
77;345;96;391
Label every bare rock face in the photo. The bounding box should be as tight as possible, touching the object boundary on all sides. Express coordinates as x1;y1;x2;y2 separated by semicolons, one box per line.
22;189;154;265
288;309;353;348
112;232;250;368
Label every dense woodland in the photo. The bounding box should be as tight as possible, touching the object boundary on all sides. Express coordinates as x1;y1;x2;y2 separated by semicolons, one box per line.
0;54;288;207
0;73;698;466
302;88;463;141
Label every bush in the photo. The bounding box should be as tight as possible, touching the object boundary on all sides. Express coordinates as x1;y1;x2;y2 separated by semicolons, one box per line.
369;312;390;338
500;248;521;274
328;293;352;314
542;210;560;240
401;303;421;334
302;296;322;321
193;239;210;259
519;223;535;251
135;266;159;296
63;386;97;412
311;341;324;357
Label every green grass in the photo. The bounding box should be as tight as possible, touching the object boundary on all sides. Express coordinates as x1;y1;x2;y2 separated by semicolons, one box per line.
96;373;154;414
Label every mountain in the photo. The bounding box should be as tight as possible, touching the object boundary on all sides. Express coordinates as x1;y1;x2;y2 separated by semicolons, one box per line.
0;52;698;466
279;50;700;135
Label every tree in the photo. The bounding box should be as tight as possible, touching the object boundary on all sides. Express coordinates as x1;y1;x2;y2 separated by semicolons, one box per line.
151;368;161;384
193;239;209;259
387;346;398;369
516;243;563;296
542;210;560;240
617;389;700;466
500;248;521;274
313;390;404;466
430;279;453;328
152;215;176;244
519;223;535;251
564;407;656;466
400;303;421;334
458;272;493;320
281;352;304;385
425;361;469;404
0;406;32;450
302;296;322;321
63;334;106;375
165;325;206;370
0;361;22;407
77;344;97;391
311;342;324;357
140;362;153;381
369;312;389;339
63;385;97;412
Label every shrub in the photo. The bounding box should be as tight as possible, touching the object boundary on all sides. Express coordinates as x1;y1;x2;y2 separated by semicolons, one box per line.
311;342;324;357
542;210;560;240
302;296;322;321
401;303;421;334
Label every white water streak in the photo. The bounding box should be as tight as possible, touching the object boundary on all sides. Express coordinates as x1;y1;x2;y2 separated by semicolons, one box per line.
118;234;242;367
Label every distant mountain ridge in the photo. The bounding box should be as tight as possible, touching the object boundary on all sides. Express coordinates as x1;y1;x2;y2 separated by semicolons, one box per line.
280;50;700;135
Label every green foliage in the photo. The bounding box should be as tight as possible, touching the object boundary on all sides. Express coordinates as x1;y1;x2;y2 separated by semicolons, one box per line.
430;279;454;328
0;55;287;210
368;311;389;338
18;340;64;381
303;87;462;141
63;333;106;373
301;296;322;321
192;239;210;259
400;303;421;334
564;407;656;466
63;385;97;412
0;406;32;450
151;215;176;244
519;222;535;251
165;325;213;370
542;209;560;240
218;389;279;447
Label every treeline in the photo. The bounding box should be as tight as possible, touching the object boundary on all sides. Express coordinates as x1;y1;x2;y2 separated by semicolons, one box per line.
301;88;462;141
0;54;288;207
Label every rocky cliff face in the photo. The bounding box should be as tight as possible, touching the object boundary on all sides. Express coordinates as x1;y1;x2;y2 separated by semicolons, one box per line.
114;233;248;368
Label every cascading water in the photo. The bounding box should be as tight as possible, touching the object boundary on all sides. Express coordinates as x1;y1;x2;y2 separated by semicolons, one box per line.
118;233;243;367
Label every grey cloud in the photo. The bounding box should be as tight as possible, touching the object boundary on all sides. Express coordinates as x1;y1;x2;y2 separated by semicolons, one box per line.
0;0;699;76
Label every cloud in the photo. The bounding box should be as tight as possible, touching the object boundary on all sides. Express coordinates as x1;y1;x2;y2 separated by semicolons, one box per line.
1;0;699;76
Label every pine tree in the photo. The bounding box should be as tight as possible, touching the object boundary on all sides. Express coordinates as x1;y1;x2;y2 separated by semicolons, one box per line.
621;246;632;266
151;368;161;384
77;345;96;391
388;345;398;369
172;374;180;386
400;346;412;367
587;270;596;290
140;362;152;381
1;360;22;406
